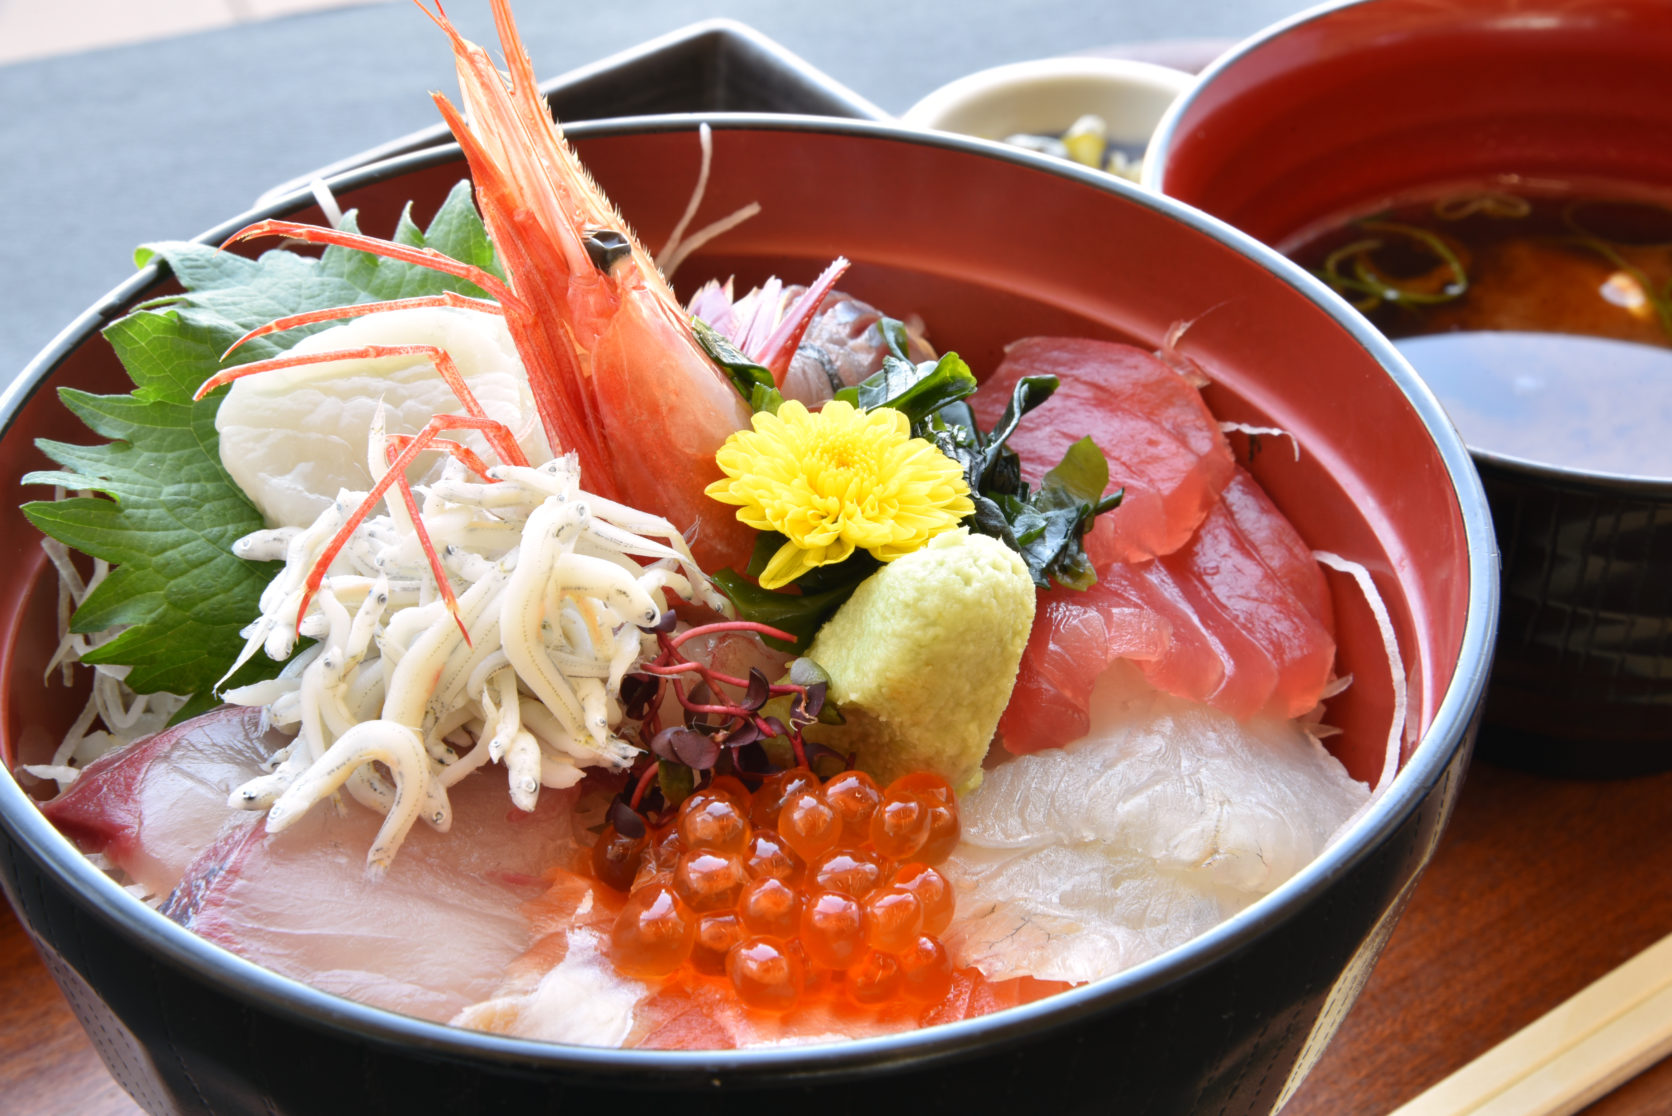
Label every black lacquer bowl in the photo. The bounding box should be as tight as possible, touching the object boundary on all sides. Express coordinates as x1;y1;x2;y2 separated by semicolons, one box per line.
0;116;1497;1115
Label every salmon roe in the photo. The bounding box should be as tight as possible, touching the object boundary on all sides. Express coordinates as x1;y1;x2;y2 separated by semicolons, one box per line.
610;881;697;980
596;768;960;1014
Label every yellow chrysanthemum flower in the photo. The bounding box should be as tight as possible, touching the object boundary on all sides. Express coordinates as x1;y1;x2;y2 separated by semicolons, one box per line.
705;400;975;589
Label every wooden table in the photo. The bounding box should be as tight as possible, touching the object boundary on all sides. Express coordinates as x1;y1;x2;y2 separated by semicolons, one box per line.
4;758;1671;1115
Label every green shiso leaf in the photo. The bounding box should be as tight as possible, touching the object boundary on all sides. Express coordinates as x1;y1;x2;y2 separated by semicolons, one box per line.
21;181;501;708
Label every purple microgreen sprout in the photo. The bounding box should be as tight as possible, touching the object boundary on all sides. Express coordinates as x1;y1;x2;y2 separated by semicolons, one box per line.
618;621;843;821
619;672;660;720
732;739;775;775
724;719;762;749
607;795;647;840
671;729;721;770
793;681;827;725
741;668;771;711
641;610;679;634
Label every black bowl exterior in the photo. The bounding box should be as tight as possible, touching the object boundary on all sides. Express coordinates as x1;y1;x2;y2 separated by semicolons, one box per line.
0;115;1498;1115
0;730;1476;1115
1474;459;1672;776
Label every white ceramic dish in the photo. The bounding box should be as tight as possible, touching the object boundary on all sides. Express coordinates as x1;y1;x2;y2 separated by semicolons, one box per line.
901;56;1195;180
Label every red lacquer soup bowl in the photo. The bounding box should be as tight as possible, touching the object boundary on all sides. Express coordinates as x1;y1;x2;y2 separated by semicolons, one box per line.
1147;0;1672;771
0;116;1496;1115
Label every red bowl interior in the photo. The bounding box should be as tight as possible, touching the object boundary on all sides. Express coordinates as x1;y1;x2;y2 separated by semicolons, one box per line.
1;122;1480;792
1151;0;1672;246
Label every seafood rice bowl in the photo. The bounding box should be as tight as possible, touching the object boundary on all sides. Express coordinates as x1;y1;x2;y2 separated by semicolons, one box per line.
0;5;1495;1113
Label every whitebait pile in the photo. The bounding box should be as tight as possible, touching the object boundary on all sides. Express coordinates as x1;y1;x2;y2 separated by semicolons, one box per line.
218;449;727;875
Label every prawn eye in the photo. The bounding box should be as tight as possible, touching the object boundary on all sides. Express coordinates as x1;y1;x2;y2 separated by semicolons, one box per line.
583;228;633;272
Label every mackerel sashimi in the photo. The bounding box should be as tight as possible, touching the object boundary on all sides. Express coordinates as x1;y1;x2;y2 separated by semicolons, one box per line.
46;703;588;1023
164;774;583;1023
970;336;1236;565
42;705;277;899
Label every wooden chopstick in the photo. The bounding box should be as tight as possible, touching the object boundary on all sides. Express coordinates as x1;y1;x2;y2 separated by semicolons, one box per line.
1390;930;1672;1116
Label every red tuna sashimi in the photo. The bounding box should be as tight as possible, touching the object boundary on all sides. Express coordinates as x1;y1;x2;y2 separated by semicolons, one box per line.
1000;468;1335;753
1168;470;1335;719
1218;468;1334;633
42;705;276;898
999;573;1180;755
999;559;1233;754
971;337;1236;564
165;766;584;1024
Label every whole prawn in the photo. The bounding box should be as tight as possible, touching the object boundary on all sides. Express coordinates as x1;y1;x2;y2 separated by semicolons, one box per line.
171;0;861;869
197;0;845;583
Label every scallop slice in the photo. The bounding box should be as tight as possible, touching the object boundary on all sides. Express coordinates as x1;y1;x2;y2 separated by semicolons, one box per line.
216;306;551;529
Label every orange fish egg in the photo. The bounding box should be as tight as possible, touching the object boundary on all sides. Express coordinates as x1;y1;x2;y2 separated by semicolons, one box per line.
611;882;697;979
598;767;963;1019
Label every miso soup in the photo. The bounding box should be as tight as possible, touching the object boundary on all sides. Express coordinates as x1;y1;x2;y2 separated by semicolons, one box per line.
1287;183;1672;478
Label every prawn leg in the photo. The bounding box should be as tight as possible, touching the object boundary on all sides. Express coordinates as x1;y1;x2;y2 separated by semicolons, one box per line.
222;219;516;306
223;291;503;357
298;414;529;637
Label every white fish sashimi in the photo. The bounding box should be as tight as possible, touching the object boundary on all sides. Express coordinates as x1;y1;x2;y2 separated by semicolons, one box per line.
454;926;645;1048
943;662;1368;985
217;307;551;529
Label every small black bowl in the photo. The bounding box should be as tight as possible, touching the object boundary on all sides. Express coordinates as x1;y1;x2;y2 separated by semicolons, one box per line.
1;115;1496;1114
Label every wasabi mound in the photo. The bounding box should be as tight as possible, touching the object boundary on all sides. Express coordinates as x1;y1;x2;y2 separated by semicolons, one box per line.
804;529;1035;793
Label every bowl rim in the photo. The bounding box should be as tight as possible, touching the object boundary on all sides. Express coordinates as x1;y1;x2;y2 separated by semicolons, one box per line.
1141;0;1672;495
0;110;1498;1080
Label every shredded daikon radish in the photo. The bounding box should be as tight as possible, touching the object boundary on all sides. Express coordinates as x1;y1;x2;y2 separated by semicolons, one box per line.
1156;304;1230;387
17;763;80;786
32;535;189;794
1220;422;1301;461
309;178;345;230
1314;549;1409;847
655;123;762;280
